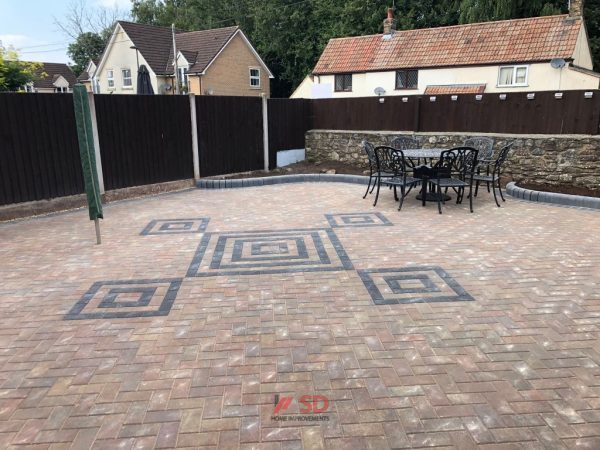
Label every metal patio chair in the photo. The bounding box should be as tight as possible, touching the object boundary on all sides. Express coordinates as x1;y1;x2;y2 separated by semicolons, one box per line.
473;141;515;207
362;140;394;199
373;146;422;210
428;147;479;214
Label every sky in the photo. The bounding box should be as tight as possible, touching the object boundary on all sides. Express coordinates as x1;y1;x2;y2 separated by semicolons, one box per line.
0;0;131;64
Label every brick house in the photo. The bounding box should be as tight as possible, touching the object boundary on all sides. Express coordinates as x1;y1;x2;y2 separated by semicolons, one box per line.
293;0;599;98
94;21;273;96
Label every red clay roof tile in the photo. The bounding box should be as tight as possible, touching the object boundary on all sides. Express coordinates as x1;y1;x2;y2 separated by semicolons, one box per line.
313;15;581;75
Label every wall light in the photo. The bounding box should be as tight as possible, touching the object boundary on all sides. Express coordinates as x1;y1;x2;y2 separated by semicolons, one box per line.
499;94;507;100
379;97;385;104
429;96;437;102
585;91;594;98
451;95;458;101
475;94;483;101
402;97;409;103
554;92;563;99
527;93;535;100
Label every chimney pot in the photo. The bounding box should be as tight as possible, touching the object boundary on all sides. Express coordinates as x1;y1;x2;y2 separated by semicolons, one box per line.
387;7;394;19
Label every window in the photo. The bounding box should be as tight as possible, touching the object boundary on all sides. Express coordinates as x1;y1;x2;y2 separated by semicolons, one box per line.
498;65;528;87
107;69;114;88
55;86;67;93
249;68;260;88
334;74;352;92
395;70;418;89
122;68;132;87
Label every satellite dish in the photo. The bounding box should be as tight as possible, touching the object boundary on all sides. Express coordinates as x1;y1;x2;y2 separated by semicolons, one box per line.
551;58;566;69
374;87;386;96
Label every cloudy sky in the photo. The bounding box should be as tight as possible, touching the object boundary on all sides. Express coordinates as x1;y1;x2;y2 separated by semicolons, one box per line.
0;0;131;63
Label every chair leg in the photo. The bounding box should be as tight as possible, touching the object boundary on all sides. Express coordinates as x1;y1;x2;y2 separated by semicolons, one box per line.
393;186;398;201
491;179;500;207
363;174;373;199
498;178;506;202
474;181;480;197
437;185;443;214
469;185;474;213
486;182;491;193
398;186;406;211
373;176;381;207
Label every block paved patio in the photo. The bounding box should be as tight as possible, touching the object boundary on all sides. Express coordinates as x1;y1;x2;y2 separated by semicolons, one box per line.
0;182;599;449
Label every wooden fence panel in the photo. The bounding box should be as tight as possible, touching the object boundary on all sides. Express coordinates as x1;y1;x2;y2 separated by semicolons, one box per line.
196;96;264;177
267;98;311;169
94;94;193;190
0;93;84;205
311;96;417;131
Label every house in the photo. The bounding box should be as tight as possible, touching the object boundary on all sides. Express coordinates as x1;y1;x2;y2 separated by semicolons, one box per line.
24;62;78;93
94;21;273;96
292;0;599;98
77;60;100;93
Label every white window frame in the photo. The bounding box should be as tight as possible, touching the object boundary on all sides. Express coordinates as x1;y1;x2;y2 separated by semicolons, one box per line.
107;69;115;89
122;68;132;88
497;65;529;87
55;86;67;93
249;67;261;88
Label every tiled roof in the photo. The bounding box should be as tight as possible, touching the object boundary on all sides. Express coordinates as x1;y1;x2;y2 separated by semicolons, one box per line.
118;21;238;75
77;71;90;82
424;84;486;95
119;21;178;76
29;62;77;89
173;27;238;74
313;15;581;74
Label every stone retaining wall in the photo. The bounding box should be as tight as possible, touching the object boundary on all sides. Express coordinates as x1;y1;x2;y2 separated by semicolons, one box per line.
305;130;600;192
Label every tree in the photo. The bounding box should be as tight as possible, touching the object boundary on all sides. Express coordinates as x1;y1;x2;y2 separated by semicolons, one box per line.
458;0;564;23
55;0;129;40
68;32;105;75
0;47;43;92
585;0;600;70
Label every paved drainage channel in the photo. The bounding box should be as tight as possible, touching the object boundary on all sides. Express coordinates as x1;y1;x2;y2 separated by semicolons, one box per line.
64;212;475;320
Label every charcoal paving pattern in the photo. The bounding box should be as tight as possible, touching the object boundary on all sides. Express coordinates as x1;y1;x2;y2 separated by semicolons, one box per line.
0;183;599;449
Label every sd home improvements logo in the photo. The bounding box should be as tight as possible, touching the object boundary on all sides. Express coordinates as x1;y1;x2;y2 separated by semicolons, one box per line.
272;394;330;422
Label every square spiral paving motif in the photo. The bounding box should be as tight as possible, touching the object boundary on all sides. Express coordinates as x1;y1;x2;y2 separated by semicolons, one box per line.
325;212;393;228
141;218;210;235
65;278;183;320
358;266;473;305
187;228;353;277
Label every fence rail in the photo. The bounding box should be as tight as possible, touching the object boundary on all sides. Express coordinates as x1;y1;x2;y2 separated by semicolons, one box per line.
1;90;599;207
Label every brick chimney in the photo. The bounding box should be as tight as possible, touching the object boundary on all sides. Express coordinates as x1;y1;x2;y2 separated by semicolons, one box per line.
569;0;584;17
383;7;397;35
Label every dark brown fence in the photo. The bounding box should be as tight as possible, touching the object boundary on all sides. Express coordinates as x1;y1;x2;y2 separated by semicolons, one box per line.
311;90;600;135
0;93;84;205
196;96;264;176
267;98;312;169
94;94;193;190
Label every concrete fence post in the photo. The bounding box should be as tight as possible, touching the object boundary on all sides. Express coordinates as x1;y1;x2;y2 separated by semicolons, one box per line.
189;93;200;180
262;93;269;172
87;91;105;194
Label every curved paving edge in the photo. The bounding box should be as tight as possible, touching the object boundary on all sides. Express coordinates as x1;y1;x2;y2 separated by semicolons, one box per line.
196;173;370;189
506;182;600;210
